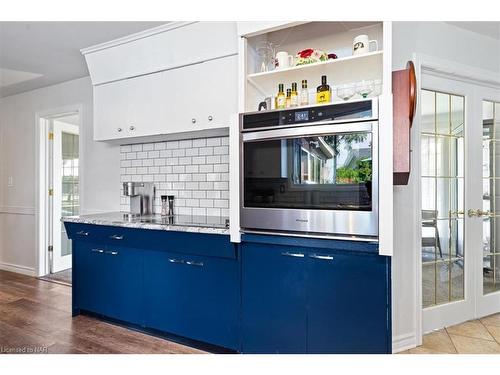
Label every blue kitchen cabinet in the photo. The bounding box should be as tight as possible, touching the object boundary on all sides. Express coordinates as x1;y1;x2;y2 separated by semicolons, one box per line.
100;245;144;325
73;241;108;315
306;250;390;353
72;240;144;325
241;242;308;353
144;248;239;350
241;234;391;354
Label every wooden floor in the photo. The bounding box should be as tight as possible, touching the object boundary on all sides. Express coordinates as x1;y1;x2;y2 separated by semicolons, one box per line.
0;270;205;354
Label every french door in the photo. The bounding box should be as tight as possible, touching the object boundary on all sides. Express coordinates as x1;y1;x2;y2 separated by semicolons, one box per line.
49;118;79;273
421;73;500;332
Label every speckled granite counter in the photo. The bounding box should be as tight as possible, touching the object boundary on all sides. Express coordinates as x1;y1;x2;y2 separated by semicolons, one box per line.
62;212;230;235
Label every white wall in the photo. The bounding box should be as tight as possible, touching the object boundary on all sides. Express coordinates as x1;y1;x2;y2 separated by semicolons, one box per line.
0;76;120;275
391;21;500;351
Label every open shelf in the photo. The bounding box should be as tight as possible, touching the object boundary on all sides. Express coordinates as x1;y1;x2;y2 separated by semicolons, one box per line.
247;50;383;98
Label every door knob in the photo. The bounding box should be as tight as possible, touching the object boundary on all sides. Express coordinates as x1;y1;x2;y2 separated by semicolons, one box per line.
117;127;122;132
208;115;213;121
129;125;135;131
192;118;197;124
467;209;479;217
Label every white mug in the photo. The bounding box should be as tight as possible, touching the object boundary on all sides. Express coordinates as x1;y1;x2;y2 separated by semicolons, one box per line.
352;35;378;56
276;51;294;69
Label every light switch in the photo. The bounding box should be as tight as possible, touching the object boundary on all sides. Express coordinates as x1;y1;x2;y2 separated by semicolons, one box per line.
7;176;13;187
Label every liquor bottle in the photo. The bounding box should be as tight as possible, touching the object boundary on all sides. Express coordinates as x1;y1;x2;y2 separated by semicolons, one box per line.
276;83;286;109
290;82;299;107
285;88;292;108
316;75;331;104
300;79;309;106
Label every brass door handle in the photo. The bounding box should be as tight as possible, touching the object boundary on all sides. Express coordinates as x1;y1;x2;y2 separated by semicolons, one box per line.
468;209;493;217
467;209;479;217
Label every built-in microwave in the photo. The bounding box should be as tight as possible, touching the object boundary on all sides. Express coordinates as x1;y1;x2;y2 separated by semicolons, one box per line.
239;99;378;239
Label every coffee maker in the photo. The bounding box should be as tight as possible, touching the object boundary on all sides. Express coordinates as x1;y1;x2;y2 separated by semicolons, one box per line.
122;182;155;216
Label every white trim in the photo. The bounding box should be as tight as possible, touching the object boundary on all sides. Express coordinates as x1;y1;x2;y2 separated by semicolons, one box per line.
0;262;36;277
418;54;500;89
80;22;191;55
378;21;393;257
0;206;36;215
392;333;417;353
35;104;84;277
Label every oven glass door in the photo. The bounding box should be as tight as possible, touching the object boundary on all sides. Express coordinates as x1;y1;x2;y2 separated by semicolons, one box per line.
243;124;374;211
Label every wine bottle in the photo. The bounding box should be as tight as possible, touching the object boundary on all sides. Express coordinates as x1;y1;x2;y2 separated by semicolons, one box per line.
316;75;331;104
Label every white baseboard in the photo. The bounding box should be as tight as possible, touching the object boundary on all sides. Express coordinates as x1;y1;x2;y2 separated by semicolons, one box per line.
392;333;417;353
0;261;36;277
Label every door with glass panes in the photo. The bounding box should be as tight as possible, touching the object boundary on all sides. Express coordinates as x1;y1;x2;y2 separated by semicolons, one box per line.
50;117;79;273
420;73;500;332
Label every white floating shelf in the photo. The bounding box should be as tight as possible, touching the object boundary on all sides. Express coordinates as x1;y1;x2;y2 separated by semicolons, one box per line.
247;50;383;97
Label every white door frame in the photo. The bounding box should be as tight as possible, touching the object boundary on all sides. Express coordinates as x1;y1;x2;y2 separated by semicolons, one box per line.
412;54;500;345
35;104;84;277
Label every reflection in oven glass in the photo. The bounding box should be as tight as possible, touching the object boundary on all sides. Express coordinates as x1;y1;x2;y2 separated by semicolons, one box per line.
244;132;372;211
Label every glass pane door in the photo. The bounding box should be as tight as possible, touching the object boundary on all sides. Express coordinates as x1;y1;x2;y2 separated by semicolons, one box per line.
51;117;79;273
482;100;500;295
421;89;465;308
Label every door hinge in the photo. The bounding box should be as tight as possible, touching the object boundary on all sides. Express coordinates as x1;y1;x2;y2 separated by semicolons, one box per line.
48;132;54;140
48;245;53;253
48;188;53;196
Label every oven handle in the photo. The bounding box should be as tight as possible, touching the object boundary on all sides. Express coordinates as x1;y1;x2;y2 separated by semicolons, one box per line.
242;122;374;142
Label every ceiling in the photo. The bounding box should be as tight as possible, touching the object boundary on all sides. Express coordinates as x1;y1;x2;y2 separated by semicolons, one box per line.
446;21;500;40
0;21;166;97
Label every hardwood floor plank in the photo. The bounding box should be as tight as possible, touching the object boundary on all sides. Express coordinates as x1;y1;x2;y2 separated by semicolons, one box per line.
0;270;205;354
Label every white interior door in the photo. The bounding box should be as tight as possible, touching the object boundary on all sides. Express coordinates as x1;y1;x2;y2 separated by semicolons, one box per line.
51;119;79;273
475;88;500;318
420;73;500;332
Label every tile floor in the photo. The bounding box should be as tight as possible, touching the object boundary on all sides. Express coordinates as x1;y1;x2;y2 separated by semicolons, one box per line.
402;312;500;354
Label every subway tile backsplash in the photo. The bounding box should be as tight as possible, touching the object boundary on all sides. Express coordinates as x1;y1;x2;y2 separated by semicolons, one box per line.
120;137;229;217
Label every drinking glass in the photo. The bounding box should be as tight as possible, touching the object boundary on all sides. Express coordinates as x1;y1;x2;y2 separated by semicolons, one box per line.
356;80;375;98
337;84;356;101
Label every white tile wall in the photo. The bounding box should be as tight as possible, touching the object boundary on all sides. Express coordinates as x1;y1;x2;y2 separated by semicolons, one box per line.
120;137;230;217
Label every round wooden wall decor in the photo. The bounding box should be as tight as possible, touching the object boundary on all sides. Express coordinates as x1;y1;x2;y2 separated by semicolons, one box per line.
407;60;417;125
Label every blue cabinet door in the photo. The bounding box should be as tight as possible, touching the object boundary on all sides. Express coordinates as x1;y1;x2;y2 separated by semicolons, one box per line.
241;243;307;353
306;250;390;353
73;241;107;314
101;246;144;325
144;249;239;350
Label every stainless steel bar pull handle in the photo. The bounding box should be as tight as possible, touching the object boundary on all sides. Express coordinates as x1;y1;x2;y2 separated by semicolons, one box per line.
309;254;334;261
91;249;104;253
110;235;124;240
168;258;184;264
77;231;89;236
281;252;305;258
186;260;204;267
106;251;119;255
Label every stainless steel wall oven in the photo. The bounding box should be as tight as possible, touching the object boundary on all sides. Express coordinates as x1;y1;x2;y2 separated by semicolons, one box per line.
240;99;379;239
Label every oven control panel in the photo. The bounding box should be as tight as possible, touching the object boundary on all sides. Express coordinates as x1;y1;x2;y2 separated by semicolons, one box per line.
242;99;375;131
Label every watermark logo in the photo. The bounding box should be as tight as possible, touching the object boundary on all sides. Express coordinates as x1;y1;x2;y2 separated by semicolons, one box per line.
0;346;48;354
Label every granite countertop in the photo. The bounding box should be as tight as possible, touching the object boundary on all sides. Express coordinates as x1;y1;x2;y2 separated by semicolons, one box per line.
62;212;230;235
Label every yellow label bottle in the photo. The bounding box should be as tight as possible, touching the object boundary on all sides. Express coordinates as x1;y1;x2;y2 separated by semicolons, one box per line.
276;83;286;109
316;75;331;104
